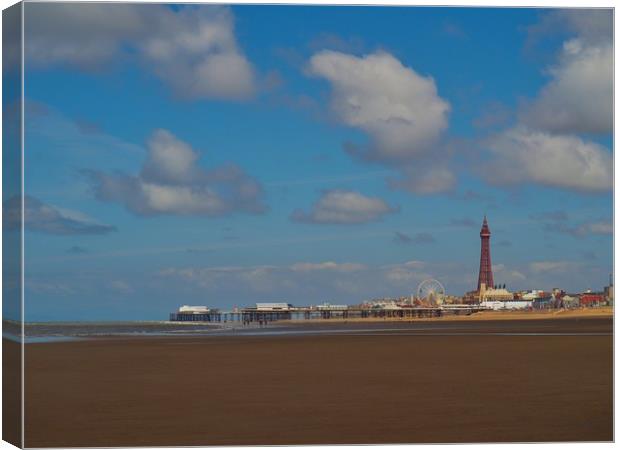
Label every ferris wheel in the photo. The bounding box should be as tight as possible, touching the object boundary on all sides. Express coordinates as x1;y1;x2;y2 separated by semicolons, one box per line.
417;279;446;305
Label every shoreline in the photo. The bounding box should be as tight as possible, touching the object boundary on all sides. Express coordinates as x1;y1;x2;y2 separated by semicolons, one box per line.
4;307;613;330
2;308;613;343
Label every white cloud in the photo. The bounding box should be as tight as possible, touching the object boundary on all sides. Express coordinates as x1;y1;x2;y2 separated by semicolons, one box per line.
520;40;612;134
141;130;201;184
25;4;255;100
308;50;450;163
483;126;612;192
291;190;398;224
88;129;266;216
520;10;612;133
479;10;613;195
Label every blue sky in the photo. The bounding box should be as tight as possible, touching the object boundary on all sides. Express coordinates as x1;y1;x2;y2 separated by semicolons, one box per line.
7;4;612;321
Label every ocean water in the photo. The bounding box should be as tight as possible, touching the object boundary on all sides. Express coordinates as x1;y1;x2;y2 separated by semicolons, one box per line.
4;320;231;343
4;319;472;342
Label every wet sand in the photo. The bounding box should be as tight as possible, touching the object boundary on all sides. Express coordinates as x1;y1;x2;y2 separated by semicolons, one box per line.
3;338;22;447
22;317;612;447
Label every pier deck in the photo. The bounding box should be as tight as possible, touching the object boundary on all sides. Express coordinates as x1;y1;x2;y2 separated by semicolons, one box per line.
169;305;488;323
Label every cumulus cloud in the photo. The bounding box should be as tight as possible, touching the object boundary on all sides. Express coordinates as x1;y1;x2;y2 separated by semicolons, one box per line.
308;50;450;163
290;190;398;224
478;10;613;195
87;129;266;216
3;195;116;235
520;39;612;134
307;50;454;195
483;126;612;192
25;4;255;100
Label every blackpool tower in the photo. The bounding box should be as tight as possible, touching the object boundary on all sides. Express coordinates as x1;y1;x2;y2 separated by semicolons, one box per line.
477;215;494;292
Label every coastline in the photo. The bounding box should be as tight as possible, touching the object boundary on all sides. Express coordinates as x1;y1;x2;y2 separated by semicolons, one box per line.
4;307;613;342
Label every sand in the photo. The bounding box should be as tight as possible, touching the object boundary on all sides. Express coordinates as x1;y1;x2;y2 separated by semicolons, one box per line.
19;317;613;447
3;338;22;447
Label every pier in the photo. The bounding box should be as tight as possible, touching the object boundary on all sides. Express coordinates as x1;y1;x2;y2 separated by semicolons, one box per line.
169;305;489;324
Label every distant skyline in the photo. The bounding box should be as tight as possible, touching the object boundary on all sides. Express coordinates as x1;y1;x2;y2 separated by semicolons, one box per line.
6;4;613;321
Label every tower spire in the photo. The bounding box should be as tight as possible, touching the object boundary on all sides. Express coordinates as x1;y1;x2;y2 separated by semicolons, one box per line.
477;215;494;292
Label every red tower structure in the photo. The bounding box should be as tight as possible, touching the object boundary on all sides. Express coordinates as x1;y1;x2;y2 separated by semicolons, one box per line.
477;215;494;292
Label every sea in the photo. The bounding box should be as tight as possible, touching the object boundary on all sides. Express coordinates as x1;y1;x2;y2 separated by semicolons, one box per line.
3;320;235;343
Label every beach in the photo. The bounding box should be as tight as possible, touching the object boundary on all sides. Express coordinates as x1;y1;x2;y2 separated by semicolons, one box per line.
20;316;612;447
